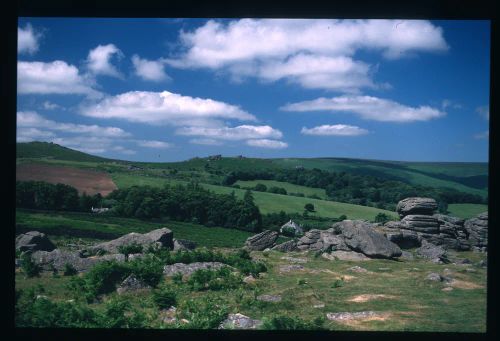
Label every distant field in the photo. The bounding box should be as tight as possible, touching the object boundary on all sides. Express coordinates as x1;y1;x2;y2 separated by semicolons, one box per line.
235;179;327;199
15;209;255;248
16;163;117;196
447;204;488;220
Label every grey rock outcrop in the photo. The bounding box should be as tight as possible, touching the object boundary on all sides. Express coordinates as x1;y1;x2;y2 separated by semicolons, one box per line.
16;231;56;253
333;220;402;259
416;240;448;263
173;239;197;251
244;230;279;251
271;240;298;252
117;275;150;294
219;313;262;329
385;230;421;249
396;197;438;217
400;215;440;234
90;228;173;254
322;250;370;261
163;262;230;277
464;212;488;250
296;228;349;252
31;249;126;272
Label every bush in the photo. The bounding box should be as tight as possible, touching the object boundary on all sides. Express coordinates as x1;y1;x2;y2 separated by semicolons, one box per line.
172;272;183;285
331;277;344;288
152;285;177;310
63;263;78;276
254;183;267;192
297;278;307;286
304;203;315;212
374;213;390;224
187;267;242;291
127;256;164;287
20;253;40;278
261;315;325;330
118;243;144;258
281;225;296;237
178;295;228;329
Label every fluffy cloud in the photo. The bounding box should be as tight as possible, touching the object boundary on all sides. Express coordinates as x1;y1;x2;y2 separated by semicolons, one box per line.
166;19;448;91
189;138;223;146
135;140;172;148
476;106;489;121
176;125;282;140
301;124;369;136
281;95;446;122
80;90;255;126
86;44;124;78
17;128;56;142
441;99;462;110
132;55;169;82
246;139;288;149
17;111;130;137
17;60;101;98
42;101;63;110
18;23;41;54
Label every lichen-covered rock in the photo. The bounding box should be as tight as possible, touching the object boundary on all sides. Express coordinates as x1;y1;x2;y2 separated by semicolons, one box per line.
90;228;174;254
332;220;402;259
396;197;438;217
416;240;448;263
464;212;488;249
384;221;405;229
31;249;126;272
296;228;349;252
400;215;440;233
385;230;421;249
244;230;279;251
116;275;150;294
322;250;370;261
173;239;197;251
219;313;262;329
163;262;230;277
271;240;297;252
16;231;56;253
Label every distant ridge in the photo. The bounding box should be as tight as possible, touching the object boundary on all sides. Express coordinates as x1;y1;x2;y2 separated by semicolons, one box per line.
16;141;113;163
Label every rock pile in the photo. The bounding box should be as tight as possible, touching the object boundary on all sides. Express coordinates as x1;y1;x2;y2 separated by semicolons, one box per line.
163;262;229;277
16;231;56;253
244;230;279;251
89;228;174;254
383;197;486;252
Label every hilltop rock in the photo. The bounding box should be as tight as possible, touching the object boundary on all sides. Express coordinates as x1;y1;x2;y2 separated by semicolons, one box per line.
400;215;440;234
296;228;349;252
396;197;437;218
244;230;278;251
464;212;488;250
271;240;298;252
31;249;126;272
90;228;173;254
333;220;402;259
16;231;56;253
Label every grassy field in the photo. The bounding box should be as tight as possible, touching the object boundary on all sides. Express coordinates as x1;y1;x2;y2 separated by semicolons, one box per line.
447;204;488;220
235;179;328;199
16;209;256;248
15;248;487;331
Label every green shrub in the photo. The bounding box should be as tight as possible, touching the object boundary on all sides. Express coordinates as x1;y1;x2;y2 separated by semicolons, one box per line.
297;278;307;285
178;295;228;329
118;243;144;258
127;256;164;287
172;272;183;285
152;285;177;310
187;267;242;291
374;213;391;224
331;277;344;288
20;253;40;278
63;263;78;276
261;315;325;330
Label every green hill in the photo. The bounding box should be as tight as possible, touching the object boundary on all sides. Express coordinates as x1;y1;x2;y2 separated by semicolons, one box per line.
17;141;113;163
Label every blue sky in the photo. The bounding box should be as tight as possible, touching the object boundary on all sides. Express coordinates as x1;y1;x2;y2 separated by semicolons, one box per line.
16;18;490;162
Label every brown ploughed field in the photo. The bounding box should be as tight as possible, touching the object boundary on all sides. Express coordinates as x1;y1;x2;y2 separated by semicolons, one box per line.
16;163;117;196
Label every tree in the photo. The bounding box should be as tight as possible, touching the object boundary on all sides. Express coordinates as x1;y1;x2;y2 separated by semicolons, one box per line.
304;203;315;212
254;183;267;192
374;213;390;224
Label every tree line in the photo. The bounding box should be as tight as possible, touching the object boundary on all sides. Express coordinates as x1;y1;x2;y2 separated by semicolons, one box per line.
221;168;486;211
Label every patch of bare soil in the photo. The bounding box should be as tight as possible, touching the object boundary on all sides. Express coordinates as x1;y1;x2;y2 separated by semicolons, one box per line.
448;279;483;289
347;294;397;303
17;163;117;196
327;311;392;329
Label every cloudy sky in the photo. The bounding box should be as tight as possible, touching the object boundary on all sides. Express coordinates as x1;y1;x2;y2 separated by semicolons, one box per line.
17;18;490;162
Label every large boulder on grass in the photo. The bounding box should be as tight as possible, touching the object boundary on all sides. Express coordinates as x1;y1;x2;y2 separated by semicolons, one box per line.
464;212;488;249
90;228;174;254
332;220;402;259
16;231;56;253
244;230;279;251
31;249;126;272
400;215;440;234
173;239;197;251
396;197;438;218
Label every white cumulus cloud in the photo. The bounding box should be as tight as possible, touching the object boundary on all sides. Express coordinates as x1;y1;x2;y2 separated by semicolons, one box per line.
17;60;101;98
86;44;124;78
281;95;446;123
132;55;169;82
18;23;42;54
165;19;448;92
246;139;288;149
135;140;172;148
301;124;369;136
80;90;255;126
176;125;282;140
189;138;223;146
